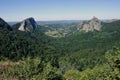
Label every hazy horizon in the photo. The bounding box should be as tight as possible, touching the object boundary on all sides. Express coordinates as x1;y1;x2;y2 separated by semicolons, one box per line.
0;0;120;21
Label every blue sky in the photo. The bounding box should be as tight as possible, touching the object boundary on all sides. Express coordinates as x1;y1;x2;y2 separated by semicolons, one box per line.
0;0;120;21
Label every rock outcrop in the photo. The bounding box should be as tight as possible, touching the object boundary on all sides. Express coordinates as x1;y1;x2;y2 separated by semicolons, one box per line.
81;17;101;32
18;17;37;31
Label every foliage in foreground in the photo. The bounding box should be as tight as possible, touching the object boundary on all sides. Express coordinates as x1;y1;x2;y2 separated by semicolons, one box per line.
0;48;120;80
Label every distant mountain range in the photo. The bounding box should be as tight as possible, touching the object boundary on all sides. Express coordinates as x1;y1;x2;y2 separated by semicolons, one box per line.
1;17;120;37
8;20;83;26
37;20;83;25
7;19;112;26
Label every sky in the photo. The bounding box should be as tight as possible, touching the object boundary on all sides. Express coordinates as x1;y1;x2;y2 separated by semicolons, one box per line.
0;0;120;21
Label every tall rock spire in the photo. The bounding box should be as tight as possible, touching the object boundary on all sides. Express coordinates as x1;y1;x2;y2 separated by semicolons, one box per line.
81;17;101;32
18;17;37;31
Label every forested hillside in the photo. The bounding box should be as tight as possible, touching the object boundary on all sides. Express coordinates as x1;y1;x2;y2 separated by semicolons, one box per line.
0;18;120;80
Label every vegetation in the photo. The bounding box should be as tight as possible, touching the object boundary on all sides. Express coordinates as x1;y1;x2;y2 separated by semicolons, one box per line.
0;19;120;80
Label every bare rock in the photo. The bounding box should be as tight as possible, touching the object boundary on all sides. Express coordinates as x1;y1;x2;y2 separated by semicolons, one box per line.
81;16;101;32
18;17;37;31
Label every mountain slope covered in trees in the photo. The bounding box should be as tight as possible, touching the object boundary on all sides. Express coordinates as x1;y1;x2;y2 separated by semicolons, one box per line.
0;17;120;80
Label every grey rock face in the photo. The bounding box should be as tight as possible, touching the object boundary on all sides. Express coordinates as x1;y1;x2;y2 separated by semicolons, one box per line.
18;17;37;31
81;17;101;32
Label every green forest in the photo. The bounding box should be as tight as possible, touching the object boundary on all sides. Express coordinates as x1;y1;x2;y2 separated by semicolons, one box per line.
0;18;120;80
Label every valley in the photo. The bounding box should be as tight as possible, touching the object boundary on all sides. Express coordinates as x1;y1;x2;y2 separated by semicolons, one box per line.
0;17;120;80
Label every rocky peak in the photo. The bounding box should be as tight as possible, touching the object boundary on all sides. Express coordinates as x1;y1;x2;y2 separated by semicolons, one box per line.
81;17;101;32
91;16;99;21
18;17;37;31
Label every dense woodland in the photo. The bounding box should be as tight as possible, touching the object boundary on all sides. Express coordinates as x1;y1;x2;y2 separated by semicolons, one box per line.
0;18;120;80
